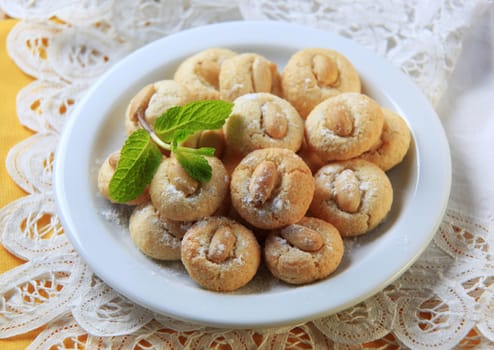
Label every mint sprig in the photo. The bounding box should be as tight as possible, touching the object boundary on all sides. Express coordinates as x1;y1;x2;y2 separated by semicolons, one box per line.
108;129;162;203
108;100;233;203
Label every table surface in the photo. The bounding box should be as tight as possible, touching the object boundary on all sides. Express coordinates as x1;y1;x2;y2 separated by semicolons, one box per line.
0;18;37;350
0;10;491;348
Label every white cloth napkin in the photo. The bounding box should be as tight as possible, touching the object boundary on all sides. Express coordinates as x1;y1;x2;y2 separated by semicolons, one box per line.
437;6;494;221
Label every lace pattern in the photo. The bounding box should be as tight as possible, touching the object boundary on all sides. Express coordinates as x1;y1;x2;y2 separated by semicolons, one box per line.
0;193;70;259
0;253;91;338
6;133;57;194
16;80;87;133
1;1;493;349
71;277;154;337
236;0;489;107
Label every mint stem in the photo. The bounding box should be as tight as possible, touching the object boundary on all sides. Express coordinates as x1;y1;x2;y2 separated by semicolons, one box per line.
137;107;171;151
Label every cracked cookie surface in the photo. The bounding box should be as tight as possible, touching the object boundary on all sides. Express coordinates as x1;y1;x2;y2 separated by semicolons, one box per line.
181;216;261;292
219;53;282;101
129;202;191;261
282;48;361;118
305;92;384;162
230;148;314;230
310;159;393;237
358;108;411;171
264;217;344;285
223;92;304;156
174;48;237;100
150;156;229;221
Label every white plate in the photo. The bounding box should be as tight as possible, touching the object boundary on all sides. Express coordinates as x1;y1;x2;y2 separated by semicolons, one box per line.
54;21;451;328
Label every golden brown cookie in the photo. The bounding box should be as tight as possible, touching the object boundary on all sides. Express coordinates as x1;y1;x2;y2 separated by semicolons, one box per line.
97;151;150;205
310;159;393;237
181;216;261;292
125;80;192;135
305;93;384;161
129;202;192;261
174;48;237;100
264;217;344;284
230;148;314;230
149;156;229;221
219;53;282;101
282;48;361;118
359;108;411;171
223;93;305;156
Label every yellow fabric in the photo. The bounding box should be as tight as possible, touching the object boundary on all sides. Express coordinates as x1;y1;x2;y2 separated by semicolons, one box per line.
0;18;38;349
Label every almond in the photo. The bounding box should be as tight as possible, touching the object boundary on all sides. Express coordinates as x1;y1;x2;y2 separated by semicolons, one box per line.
262;102;288;139
197;60;220;89
333;169;361;213
251;57;272;92
207;225;236;263
249;160;278;206
326;108;353;136
281;224;324;252
312;54;339;87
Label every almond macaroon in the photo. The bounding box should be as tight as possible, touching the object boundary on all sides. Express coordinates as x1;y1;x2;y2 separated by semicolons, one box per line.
305;93;384;162
124;80;192;135
149;156;229;221
230;148;314;230
174;48;237;100
223;92;305;156
181;216;261;292
264;217;344;284
310;159;393;237
219;53;282;101
282;48;361;118
129;202;192;261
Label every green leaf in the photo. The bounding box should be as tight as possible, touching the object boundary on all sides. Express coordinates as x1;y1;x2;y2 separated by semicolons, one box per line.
154;100;233;144
173;145;213;183
192;147;216;157
109;129;162;203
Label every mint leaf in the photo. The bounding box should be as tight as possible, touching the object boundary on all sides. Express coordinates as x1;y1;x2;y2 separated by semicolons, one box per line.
173;146;213;182
192;147;216;157
109;129;162;203
154;100;233;144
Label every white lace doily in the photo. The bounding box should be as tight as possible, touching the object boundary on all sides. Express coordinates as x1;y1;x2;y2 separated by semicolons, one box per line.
1;1;494;349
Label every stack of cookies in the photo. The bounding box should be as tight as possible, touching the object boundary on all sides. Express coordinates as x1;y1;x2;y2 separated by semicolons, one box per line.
97;47;411;292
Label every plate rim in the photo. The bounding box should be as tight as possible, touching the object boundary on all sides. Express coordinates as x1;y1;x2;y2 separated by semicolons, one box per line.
54;20;451;328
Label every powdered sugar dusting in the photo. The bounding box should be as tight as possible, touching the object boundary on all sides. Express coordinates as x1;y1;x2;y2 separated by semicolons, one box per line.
238;92;259;101
272;197;287;211
99;204;131;227
159;232;181;249
304;77;312;89
231;82;245;92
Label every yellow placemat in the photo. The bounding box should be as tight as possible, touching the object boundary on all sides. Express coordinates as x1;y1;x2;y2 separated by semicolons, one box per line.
0;18;38;349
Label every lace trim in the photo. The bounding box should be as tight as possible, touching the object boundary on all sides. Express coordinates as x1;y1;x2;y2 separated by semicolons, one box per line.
0;253;91;338
0;193;70;260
